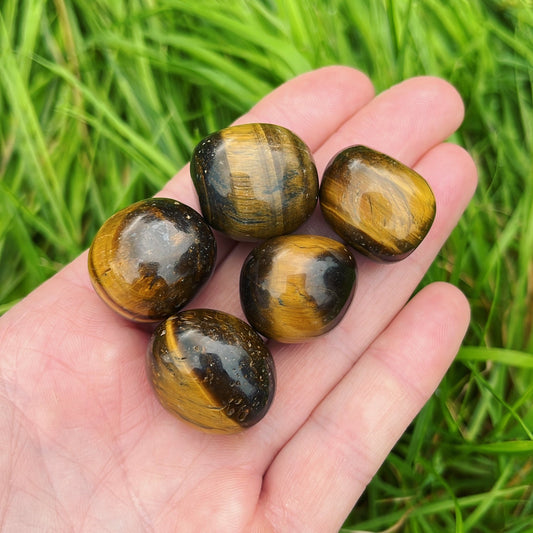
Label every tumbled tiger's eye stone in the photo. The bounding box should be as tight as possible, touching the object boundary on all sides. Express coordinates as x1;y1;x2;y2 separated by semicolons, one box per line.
147;309;276;433
88;198;216;322
240;235;357;343
190;123;319;241
320;145;436;262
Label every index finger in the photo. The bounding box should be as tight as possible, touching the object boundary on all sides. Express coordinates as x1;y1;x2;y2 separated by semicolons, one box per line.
158;66;375;262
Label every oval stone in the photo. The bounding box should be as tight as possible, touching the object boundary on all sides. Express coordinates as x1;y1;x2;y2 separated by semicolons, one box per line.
320;145;436;262
240;235;357;343
88;198;216;322
190;123;319;241
147;309;276;433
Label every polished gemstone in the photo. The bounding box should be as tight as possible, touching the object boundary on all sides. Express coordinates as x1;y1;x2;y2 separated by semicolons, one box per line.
88;198;216;322
320;145;436;261
147;309;276;433
191;123;318;241
240;234;357;343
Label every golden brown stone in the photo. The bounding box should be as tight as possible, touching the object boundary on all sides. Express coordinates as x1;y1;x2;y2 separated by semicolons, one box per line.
240;235;357;343
320;145;436;262
147;309;276;433
88;198;216;322
191;123;318;241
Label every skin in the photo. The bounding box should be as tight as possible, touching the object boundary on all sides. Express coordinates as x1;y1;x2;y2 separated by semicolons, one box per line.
0;66;477;532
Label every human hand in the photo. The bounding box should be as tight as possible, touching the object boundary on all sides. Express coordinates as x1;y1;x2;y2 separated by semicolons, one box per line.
0;66;477;532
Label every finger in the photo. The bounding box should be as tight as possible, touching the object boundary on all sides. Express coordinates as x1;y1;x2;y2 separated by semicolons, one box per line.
314;75;465;173
158;66;375;262
247;142;476;446
254;282;470;532
341;142;478;351
299;75;466;237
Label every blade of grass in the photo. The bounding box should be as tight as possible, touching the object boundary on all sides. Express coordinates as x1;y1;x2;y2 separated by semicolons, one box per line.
30;54;177;178
454;441;533;454
0;14;77;247
457;347;533;369
342;486;529;531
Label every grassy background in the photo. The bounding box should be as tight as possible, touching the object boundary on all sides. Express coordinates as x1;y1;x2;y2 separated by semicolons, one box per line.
1;0;532;530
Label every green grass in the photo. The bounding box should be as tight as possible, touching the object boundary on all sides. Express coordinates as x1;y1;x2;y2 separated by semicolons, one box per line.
1;0;532;530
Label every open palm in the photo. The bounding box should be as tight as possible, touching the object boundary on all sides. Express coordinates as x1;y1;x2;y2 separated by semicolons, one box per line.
0;67;476;532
